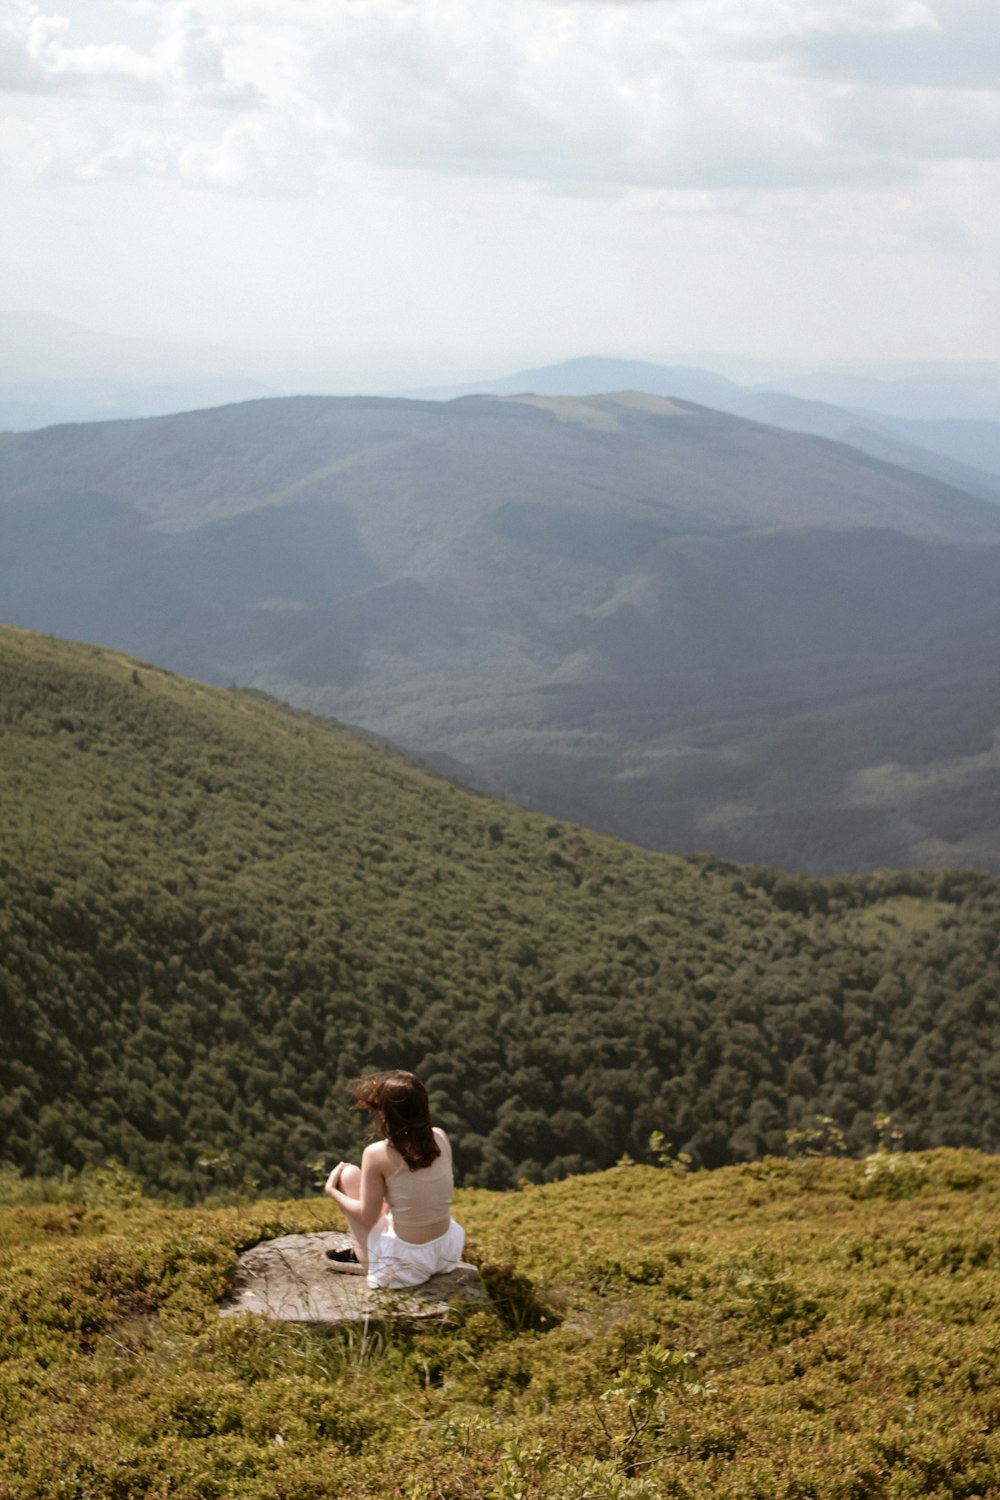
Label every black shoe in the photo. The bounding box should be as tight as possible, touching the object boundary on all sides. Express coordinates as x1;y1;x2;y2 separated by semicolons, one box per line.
326;1247;360;1264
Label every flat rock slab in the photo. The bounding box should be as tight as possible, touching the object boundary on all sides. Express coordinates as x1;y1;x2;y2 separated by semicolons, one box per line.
220;1231;486;1325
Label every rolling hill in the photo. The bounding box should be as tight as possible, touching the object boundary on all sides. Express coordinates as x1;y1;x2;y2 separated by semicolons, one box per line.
1;628;997;1199
3;392;1000;873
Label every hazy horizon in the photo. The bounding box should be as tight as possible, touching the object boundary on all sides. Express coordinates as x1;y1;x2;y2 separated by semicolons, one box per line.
3;307;1000;393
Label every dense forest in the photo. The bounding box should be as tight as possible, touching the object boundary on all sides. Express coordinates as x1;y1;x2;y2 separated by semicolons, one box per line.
1;627;998;1199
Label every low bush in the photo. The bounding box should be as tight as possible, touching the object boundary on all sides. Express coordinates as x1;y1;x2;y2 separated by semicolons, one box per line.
1;1151;997;1498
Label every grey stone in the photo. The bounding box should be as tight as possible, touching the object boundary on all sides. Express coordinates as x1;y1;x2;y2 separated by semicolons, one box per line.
219;1230;486;1325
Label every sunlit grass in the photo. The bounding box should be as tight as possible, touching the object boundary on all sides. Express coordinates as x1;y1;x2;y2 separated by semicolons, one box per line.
0;1151;996;1499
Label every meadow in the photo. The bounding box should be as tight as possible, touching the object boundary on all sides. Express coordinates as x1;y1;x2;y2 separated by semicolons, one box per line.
1;1149;996;1499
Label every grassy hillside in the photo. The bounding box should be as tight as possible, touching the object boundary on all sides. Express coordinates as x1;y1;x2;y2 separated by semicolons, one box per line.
1;1151;997;1499
2;627;998;1199
5;392;1000;875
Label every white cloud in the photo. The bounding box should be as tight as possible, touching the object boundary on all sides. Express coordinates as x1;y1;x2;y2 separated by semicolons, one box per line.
154;3;263;107
1;0;998;196
0;110;59;180
792;0;1000;89
0;0;159;95
834;83;1000;164
0;0;262;103
1;0;998;364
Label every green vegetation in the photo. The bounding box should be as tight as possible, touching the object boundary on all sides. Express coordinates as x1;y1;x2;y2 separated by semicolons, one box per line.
2;627;998;1199
0;1150;997;1498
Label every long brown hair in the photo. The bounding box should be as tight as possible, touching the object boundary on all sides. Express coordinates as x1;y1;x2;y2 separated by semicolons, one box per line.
352;1070;441;1169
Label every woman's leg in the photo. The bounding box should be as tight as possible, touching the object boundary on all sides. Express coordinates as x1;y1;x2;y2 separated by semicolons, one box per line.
331;1163;384;1265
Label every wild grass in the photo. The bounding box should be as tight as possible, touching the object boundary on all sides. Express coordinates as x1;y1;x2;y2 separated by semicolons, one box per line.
1;1150;996;1499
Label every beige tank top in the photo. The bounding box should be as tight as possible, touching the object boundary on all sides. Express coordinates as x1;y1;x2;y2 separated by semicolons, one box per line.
385;1128;453;1235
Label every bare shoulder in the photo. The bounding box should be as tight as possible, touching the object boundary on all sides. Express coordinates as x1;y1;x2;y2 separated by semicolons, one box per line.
362;1140;391;1173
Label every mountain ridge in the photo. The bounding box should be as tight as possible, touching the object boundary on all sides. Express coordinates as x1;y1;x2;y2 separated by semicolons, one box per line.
5;315;1000;500
411;355;1000;495
5;391;1000;873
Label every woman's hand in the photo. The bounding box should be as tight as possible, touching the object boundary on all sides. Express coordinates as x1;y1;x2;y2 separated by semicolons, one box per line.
324;1163;344;1198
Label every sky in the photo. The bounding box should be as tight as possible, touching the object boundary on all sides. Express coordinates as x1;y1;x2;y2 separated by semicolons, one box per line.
1;0;999;374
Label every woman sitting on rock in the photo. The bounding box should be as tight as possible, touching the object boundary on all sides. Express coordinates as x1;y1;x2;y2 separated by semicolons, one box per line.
324;1069;465;1289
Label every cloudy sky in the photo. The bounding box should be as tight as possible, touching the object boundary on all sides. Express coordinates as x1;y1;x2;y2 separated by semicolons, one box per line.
2;0;998;372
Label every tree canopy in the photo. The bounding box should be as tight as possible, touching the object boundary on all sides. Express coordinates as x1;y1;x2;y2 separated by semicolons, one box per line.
2;627;997;1198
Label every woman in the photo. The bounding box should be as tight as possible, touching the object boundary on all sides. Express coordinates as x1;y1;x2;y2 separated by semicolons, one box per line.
324;1069;465;1289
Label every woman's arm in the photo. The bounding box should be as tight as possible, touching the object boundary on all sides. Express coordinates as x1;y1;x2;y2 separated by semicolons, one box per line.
324;1143;388;1231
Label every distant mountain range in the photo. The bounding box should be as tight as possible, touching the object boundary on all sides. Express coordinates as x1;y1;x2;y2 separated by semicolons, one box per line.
425;352;1000;424
418;355;1000;502
4;388;1000;873
0;311;443;430
4;314;1000;498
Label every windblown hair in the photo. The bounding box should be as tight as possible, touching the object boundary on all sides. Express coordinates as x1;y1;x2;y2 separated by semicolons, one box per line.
352;1070;441;1170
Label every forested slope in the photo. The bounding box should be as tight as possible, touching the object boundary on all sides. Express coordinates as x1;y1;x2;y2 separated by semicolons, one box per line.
1;627;998;1198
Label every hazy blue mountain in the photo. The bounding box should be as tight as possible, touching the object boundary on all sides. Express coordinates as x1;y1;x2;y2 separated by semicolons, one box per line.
0;310;237;383
414;355;742;405
0;311;443;430
863;415;1000;483
8;312;1000;504
413;358;1000;505
0;376;296;432
775;368;1000;422
4;389;1000;873
725;391;1000;504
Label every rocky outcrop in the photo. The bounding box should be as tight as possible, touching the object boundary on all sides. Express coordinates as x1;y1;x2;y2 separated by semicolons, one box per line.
219;1231;486;1325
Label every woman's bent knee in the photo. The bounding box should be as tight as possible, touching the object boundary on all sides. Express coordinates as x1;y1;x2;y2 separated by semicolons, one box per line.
339;1163;362;1194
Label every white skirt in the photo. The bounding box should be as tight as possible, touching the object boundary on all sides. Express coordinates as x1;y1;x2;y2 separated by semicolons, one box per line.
365;1213;465;1290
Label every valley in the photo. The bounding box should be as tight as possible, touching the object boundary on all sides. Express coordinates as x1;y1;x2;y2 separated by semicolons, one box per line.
4;391;1000;872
